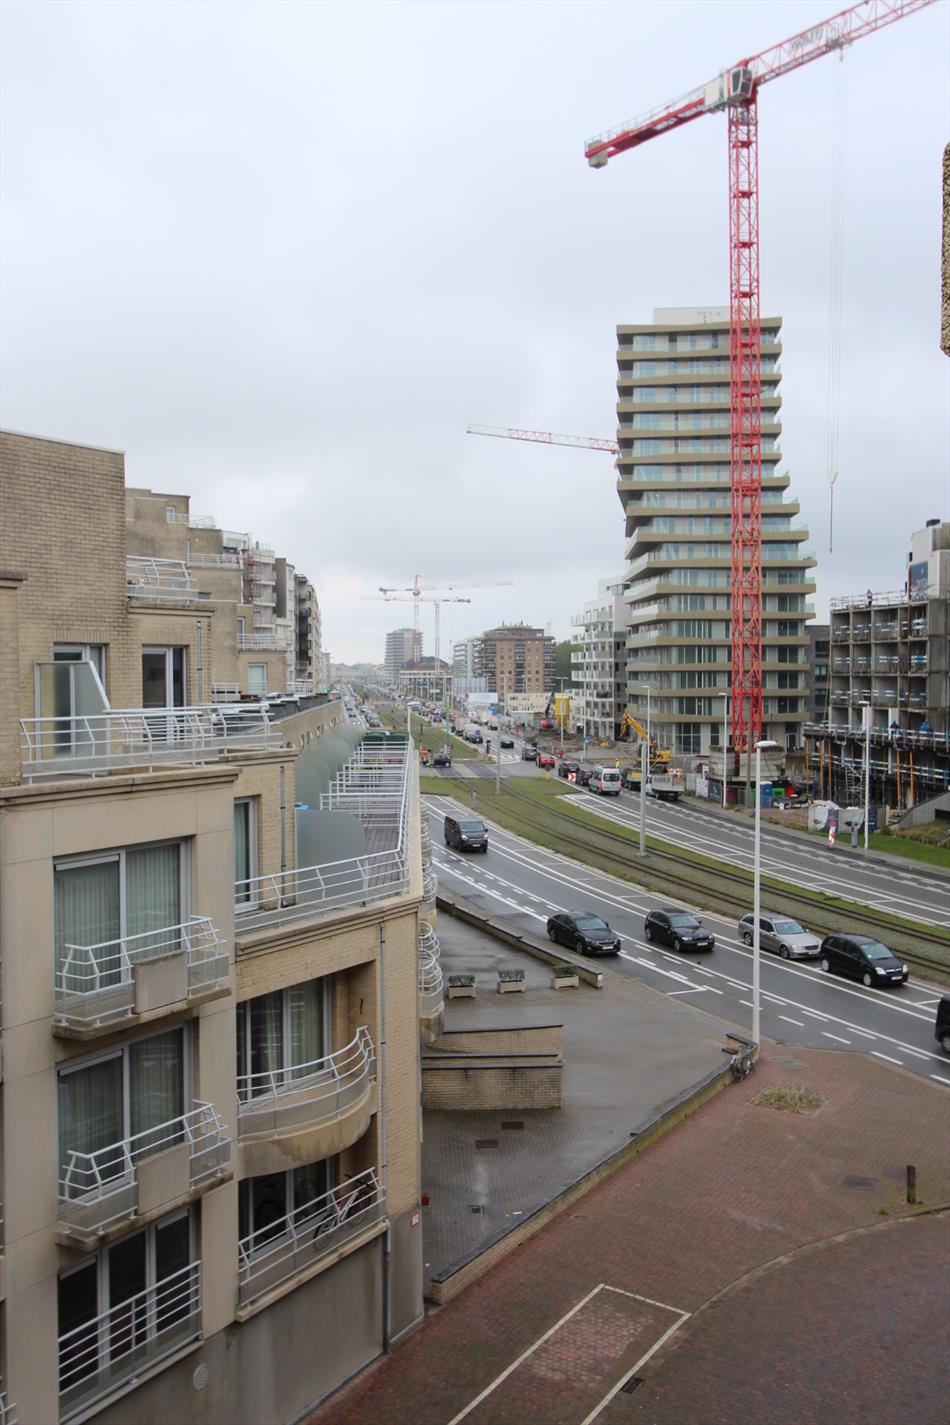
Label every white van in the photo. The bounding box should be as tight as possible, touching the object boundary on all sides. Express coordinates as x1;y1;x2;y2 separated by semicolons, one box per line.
589;766;622;797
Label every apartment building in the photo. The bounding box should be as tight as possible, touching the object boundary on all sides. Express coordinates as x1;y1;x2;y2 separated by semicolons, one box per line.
472;625;555;696
451;636;480;680
295;576;324;691
618;307;817;755
806;624;831;725
0;432;430;1425
570;578;625;741
384;629;419;681
805;520;949;809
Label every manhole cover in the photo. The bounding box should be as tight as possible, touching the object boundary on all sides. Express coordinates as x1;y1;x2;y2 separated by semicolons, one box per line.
475;1139;498;1150
621;1376;644;1395
841;1175;876;1190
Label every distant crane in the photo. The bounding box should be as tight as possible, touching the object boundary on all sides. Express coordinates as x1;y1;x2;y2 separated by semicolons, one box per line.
375;575;514;671
467;424;618;458
584;0;935;754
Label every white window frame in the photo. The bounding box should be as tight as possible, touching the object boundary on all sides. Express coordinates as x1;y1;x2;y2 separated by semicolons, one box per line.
236;978;331;1089
54;840;191;965
246;662;267;695
141;645;187;709
233;799;259;913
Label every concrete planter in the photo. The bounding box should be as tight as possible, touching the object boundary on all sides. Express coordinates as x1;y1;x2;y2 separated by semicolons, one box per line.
550;972;579;990
497;972;525;995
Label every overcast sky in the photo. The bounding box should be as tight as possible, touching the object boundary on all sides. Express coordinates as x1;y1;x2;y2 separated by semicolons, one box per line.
2;0;947;663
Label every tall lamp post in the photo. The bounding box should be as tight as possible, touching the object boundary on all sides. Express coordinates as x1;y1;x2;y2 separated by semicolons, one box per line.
629;681;652;754
753;739;779;1048
860;701;871;850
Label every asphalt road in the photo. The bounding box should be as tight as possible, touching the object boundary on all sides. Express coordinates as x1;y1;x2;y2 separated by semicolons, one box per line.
436;722;950;932
425;794;950;1088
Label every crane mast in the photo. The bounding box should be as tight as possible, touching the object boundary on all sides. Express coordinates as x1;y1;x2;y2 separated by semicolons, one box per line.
585;0;936;754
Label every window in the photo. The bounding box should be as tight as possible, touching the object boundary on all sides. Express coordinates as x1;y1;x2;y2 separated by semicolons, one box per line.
141;647;185;709
236;980;328;1095
58;1208;197;1413
674;723;701;754
247;662;267;695
239;1159;336;1249
58;1027;189;1195
236;616;246;645
234;799;259;908
165;505;177;523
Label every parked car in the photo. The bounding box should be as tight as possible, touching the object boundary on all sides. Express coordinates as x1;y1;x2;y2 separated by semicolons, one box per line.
935;996;950;1054
522;746;539;761
557;761;581;781
644;908;715;953
432;751;452;767
539;719;554;730
537;753;556;770
500;736;514;749
444;815;488;853
819;934;908;987
575;767;592;787
737;913;821;960
620;767;642;791
547;911;621;956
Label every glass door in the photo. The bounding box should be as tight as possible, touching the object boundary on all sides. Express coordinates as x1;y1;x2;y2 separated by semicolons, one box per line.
141;648;185;709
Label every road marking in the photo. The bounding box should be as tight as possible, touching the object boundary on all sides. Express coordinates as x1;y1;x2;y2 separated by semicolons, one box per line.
802;1009;829;1020
667;988;706;996
779;1015;805;1027
931;1074;950;1086
740;999;754;1009
822;1031;851;1045
872;1050;904;1066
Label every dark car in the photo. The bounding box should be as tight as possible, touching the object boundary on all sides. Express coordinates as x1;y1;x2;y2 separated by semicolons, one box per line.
432;752;452;767
444;815;488;852
500;737;514;749
936;996;950;1054
558;761;581;781
644;907;715;953
537;753;556;770
819;934;908;987
522;746;539;761
547;911;621;956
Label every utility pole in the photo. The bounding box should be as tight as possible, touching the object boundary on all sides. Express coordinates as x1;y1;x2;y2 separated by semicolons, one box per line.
639;738;648;857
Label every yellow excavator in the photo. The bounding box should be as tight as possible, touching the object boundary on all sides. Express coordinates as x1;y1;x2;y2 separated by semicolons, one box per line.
618;712;671;764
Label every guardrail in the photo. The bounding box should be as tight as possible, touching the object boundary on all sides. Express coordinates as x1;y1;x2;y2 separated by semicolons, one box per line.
238;1168;383;1306
58;1103;230;1235
237;1027;375;1138
238;631;291;651
58;1261;200;1419
21;703;276;778
419;924;443;1018
55;917;228;1029
126;557;198;601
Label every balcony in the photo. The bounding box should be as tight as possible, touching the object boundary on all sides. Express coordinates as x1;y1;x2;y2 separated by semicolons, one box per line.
0;1392;15;1425
237;1169;384;1310
237;1029;376;1176
126;557;199;603
53;917;229;1037
238;631;291;652
419;925;444;1023
58;1103;230;1245
421;865;438;912
58;1261;200;1421
20;703;276;779
235;740;412;932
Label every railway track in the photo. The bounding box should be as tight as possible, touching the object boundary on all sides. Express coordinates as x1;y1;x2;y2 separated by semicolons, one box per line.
429;767;949;977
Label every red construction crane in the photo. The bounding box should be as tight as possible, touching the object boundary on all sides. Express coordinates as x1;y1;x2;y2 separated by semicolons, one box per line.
585;0;935;754
467;423;618;457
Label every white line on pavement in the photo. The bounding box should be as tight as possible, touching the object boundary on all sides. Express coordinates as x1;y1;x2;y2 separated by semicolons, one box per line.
822;1031;851;1045
931;1074;950;1086
872;1050;904;1066
779;1015;805;1027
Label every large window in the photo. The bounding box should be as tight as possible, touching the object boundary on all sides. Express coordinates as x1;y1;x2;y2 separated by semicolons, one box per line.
58;1208;197;1414
234;799;259;908
236;980;328;1095
141;647;185;709
247;662;267;695
239;1159;335;1249
54;842;185;992
58;1027;189;1196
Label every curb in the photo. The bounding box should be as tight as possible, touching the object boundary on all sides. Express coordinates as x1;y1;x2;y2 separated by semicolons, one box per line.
436;890;604;988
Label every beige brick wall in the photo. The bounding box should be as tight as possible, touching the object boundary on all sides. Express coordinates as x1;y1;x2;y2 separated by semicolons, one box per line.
432;1025;563;1058
422;1064;561;1111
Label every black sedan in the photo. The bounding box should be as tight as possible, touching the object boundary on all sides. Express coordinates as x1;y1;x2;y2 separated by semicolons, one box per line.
500;736;514;749
558;761;581;780
547;911;621;956
819;934;908;987
644;907;715;953
432;752;452;767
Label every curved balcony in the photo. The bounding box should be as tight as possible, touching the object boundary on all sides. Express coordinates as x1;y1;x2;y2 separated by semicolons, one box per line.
237;1028;376;1177
58;1103;230;1246
53;917;229;1037
419;926;444;1024
421;866;438;913
237;1168;384;1310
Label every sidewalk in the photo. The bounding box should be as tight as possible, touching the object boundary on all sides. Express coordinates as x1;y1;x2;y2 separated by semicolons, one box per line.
308;1047;950;1425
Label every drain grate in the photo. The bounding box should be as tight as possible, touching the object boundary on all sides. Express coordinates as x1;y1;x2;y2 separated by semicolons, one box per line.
501;1120;524;1131
470;1205;485;1214
842;1174;876;1190
620;1376;644;1395
475;1139;499;1150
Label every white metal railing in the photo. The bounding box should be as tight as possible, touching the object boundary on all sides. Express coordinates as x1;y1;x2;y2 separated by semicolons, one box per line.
238;1168;384;1306
237;1027;375;1138
211;682;241;702
238;631;291;651
126;557;198;601
0;1391;16;1425
831;586;938;611
235;740;413;931
55;917;228;1029
289;679;315;698
20;702;276;778
418;924;443;1018
186;550;243;568
58;1103;230;1234
421;867;437;905
58;1260;200;1419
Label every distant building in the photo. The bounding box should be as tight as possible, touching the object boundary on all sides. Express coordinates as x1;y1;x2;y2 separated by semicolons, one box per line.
384;627;419;680
471;624;555;695
806;624;830;724
571;577;626;741
452;635;480;678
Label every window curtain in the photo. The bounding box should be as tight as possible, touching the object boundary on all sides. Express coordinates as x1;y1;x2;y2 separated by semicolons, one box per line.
55;860;121;992
58;1055;124;1195
129;1029;185;1157
125;844;181;959
249;992;284;1093
288;979;325;1079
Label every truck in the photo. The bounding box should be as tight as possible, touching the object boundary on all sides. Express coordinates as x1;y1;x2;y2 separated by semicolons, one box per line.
647;766;684;802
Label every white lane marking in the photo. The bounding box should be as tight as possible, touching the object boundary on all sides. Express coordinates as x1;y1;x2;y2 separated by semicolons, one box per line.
822;1031;851;1045
803;1009;829;1021
779;1015;805;1027
872;1051;904;1066
667;988;707;996
931;1074;950;1086
916;998;941;1008
740;999;754;1008
580;1299;691;1425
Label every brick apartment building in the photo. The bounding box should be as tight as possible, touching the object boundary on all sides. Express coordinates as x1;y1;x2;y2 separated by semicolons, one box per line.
472;624;556;696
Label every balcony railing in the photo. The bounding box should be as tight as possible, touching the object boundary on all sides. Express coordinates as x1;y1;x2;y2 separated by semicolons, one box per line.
126;557;198;602
238;631;291;651
237;1168;384;1307
831;585;938;611
58;1261;200;1421
58;1103;230;1236
237;1027;375;1139
235;740;413;931
421;866;438;906
419;926;444;1019
20;703;276;779
0;1392;16;1425
55;917;229;1030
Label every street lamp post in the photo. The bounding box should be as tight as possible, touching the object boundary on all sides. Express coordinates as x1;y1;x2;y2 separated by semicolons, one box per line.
753;739;779;1048
861;701;871;851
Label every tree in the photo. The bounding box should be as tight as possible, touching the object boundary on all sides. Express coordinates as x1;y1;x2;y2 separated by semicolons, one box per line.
554;639;576;684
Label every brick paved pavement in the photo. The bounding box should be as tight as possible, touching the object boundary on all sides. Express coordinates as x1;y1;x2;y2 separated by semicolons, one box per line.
308;1048;950;1425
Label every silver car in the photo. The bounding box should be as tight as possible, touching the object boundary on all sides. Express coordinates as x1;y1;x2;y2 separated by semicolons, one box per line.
737;913;821;960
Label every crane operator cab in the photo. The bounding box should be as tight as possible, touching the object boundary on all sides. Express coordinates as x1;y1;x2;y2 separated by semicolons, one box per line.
704;65;754;110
